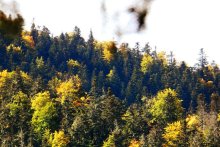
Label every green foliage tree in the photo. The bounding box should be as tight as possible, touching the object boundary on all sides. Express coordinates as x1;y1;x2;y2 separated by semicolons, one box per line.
103;134;116;147
149;88;183;125
197;48;208;68
106;66;121;97
71;92;124;146
7;91;31;126
121;104;149;142
31;91;57;139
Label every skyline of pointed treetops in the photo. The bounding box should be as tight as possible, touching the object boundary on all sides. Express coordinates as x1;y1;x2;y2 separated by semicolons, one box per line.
14;0;220;66
0;24;220;146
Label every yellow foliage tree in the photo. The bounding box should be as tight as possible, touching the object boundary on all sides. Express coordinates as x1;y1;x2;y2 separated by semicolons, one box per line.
107;69;114;79
6;44;21;52
140;53;153;74
67;59;80;69
129;139;141;147
163;121;184;147
94;40;103;50
22;31;35;48
36;56;44;69
0;70;32;101
0;70;13;93
218;113;220;122
56;75;81;104
186;114;199;131
31;91;51;110
157;51;167;65
102;41;117;62
51;130;70;147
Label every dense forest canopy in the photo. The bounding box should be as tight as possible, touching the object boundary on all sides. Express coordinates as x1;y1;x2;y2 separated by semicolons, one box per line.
0;22;220;146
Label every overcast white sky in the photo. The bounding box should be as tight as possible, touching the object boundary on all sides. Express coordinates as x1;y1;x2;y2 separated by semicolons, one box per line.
3;0;220;66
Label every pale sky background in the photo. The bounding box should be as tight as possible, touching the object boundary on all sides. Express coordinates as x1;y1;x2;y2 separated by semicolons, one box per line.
2;0;220;66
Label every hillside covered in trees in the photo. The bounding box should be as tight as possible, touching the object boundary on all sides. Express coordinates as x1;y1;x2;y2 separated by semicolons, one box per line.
0;24;220;146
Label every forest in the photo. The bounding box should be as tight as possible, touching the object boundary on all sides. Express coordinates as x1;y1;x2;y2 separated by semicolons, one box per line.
0;21;220;146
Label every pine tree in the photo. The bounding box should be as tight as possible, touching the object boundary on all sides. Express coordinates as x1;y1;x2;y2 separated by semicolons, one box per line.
197;48;208;68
